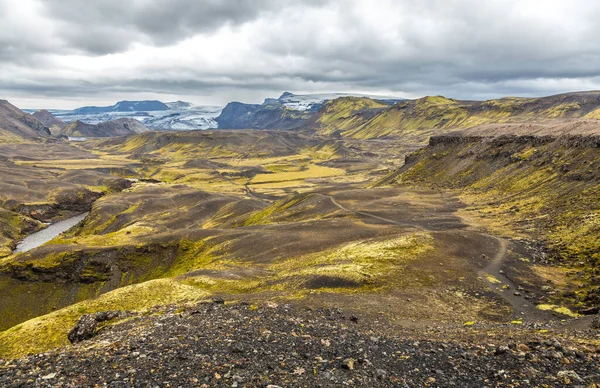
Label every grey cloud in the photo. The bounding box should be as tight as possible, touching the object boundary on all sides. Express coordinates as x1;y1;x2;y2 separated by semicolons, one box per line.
3;0;600;107
41;0;329;54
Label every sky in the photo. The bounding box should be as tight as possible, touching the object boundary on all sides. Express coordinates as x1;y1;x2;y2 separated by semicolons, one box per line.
1;0;600;109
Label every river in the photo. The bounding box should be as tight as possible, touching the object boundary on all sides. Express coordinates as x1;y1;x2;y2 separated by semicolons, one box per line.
13;212;89;254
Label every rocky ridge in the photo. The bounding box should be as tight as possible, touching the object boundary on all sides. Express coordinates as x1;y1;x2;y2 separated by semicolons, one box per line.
1;301;599;387
0;100;51;143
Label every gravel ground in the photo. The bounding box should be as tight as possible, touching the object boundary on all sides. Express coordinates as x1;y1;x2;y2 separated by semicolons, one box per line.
1;301;599;387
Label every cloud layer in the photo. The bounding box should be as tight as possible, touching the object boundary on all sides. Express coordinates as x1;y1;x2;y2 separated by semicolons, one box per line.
1;0;600;108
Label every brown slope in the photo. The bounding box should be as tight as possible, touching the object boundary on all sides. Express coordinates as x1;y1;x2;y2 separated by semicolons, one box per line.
0;100;51;143
448;119;600;137
60;118;150;138
384;120;600;313
32;110;67;134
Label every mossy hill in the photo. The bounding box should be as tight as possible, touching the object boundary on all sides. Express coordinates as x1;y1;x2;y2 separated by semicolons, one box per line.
383;123;600;313
308;91;600;141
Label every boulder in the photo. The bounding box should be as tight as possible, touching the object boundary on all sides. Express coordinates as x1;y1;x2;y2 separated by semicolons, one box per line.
68;311;121;343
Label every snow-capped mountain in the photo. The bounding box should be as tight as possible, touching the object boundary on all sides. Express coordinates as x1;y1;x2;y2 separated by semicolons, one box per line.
272;92;405;111
30;102;221;130
165;101;194;110
25;92;405;131
216;92;405;129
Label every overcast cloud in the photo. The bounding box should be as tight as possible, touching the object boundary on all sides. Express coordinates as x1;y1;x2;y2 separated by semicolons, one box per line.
1;0;600;108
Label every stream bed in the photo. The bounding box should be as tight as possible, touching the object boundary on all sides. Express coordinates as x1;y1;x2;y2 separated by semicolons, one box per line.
13;212;89;254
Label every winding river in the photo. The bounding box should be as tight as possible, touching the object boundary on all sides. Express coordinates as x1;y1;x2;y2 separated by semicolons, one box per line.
13;212;89;254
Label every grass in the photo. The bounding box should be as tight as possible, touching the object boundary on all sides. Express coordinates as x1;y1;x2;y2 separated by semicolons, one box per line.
0;279;209;359
0;232;435;359
268;233;434;291
244;194;311;226
391;135;600;310
0;209;41;258
312;97;389;135
250;164;344;184
536;304;580;317
485;274;502;284
15;159;130;170
310;94;596;140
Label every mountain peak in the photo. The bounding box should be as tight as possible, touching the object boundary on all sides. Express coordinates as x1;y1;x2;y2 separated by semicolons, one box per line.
32;109;67;133
0;100;51;142
279;92;295;99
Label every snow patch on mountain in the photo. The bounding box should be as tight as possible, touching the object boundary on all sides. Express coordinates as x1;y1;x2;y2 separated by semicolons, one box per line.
275;92;405;111
43;103;221;130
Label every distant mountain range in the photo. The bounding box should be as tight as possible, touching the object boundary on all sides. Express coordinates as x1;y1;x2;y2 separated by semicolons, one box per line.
9;90;600;141
214;92;405;129
26;101;222;131
71;100;170;115
24;93;405;131
60;118;150;138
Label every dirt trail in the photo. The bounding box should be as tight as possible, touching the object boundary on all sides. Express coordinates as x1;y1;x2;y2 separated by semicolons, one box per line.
478;237;554;320
315;193;429;232
318;192;551;321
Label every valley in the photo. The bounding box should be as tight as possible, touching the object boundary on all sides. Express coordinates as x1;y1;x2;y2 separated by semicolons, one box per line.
0;93;599;386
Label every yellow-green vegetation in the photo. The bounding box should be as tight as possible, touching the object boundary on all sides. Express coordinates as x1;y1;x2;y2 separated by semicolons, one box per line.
0;129;30;144
537;304;580;317
311;94;600;140
103;130;317;162
179;233;436;300
485;274;502;284
300;143;344;160
311;97;389;135
0;232;436;358
539;102;581;118
391;135;600;310
584;108;600;119
250;164;344;185
0;279;209;359
3;250;81;275
15;159;129;170
269;233;434;291
79;130;354;198
244;193;312;226
163;238;221;277
343;96;475;140
0;209;40;257
49;223;156;247
0;272;106;331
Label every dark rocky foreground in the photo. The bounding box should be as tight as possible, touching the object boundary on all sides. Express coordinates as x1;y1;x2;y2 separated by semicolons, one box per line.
1;302;599;387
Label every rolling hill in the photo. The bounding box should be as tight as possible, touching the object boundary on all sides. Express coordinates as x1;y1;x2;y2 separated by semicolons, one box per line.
215;92;403;130
382;120;600;313
2;92;600;384
0;100;51;143
59;118;150;137
308;91;600;141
